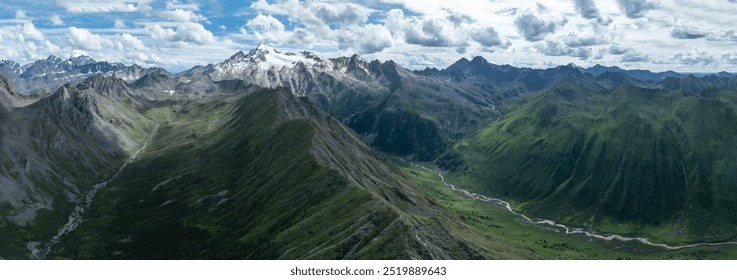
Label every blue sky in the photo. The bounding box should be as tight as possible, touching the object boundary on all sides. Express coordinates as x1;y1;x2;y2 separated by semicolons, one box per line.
0;0;736;73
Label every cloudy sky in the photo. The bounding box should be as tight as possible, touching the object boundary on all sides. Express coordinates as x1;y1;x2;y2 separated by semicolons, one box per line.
0;0;736;73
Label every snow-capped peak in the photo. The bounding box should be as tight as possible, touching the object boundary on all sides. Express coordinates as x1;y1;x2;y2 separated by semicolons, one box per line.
253;42;271;52
229;51;247;60
221;44;323;73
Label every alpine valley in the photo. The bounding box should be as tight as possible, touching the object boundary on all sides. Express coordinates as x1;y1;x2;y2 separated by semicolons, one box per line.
2;44;737;259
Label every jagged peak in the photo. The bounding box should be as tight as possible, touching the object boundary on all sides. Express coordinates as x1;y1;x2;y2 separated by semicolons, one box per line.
717;71;733;78
382;60;399;68
590;64;611;70
344;54;366;67
349;53;364;61
553;63;584;74
78;74;130;92
444;57;471;72
227;44;281;61
229;50;247;60
0;60;20;68
45;55;62;62
148;67;171;76
255;42;270;51
470;56;488;64
330;54;365;64
300;51;322;60
47;82;78;103
128;64;142;70
456;57;470;63
247;42;277;57
219;44;324;72
563;62;580;69
67;55;97;66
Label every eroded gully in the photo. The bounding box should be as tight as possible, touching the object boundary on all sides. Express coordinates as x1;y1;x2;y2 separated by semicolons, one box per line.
29;125;159;259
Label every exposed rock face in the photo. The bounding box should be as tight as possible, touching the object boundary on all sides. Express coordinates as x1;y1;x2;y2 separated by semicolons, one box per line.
0;74;156;258
0;56;161;95
178;45;498;160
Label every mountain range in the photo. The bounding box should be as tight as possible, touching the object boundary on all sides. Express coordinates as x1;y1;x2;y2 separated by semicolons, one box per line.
0;55;161;96
1;44;737;259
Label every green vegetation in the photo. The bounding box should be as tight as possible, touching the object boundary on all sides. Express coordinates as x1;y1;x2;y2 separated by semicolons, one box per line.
397;160;737;259
48;89;490;259
0;80;157;259
442;82;737;244
8;76;737;260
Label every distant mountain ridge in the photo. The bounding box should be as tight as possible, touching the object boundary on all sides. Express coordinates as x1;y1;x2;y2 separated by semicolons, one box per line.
584;64;685;81
173;44;501;160
4;48;736;162
4;49;733;98
421;57;733;82
0;55;163;95
6;46;733;161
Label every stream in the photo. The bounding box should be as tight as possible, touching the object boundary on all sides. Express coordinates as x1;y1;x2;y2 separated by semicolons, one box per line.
29;126;159;259
406;160;737;251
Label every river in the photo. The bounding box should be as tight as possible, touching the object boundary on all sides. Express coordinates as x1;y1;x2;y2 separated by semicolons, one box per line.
29;126;159;259
406;160;737;250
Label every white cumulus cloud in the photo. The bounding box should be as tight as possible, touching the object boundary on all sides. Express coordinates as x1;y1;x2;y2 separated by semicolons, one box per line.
146;22;215;45
385;9;457;47
514;14;558;42
67;26;106;50
246;14;285;33
21;22;45;41
158;8;207;22
337;24;392;54
166;0;199;11
56;0;148;13
665;47;716;66
311;2;373;26
244;14;290;43
48;15;65;26
116;33;146;51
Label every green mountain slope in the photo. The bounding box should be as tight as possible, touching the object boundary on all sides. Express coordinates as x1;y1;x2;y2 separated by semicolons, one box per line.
47;88;514;259
0;75;156;259
443;81;737;243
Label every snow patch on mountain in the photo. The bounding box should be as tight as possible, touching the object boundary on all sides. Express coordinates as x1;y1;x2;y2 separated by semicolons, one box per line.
179;43;384;96
211;43;326;75
0;55;159;95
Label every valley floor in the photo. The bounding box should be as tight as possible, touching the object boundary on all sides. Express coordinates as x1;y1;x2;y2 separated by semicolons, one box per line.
395;158;737;259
